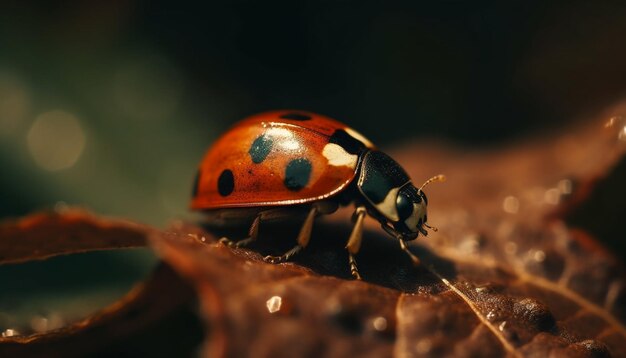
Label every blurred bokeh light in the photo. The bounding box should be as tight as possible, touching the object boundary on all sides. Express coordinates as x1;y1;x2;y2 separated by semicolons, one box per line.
27;110;85;171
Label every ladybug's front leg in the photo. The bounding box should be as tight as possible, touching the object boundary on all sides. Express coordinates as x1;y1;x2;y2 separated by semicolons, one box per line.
398;239;420;266
381;224;421;266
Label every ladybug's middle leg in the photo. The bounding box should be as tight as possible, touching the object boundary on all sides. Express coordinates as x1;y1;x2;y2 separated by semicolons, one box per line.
263;204;319;264
345;206;367;280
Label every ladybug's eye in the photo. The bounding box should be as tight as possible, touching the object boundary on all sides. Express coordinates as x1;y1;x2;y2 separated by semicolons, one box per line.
396;191;414;221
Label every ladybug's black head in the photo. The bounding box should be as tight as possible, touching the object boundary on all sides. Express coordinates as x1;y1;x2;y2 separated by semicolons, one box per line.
391;174;445;240
392;184;429;240
356;150;445;240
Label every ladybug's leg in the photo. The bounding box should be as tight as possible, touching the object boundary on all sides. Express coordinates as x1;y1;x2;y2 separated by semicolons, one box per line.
264;205;318;264
398;239;420;266
381;224;421;266
218;214;261;248
345;206;367;280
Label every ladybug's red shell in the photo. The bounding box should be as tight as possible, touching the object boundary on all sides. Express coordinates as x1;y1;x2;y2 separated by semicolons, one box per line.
191;111;375;209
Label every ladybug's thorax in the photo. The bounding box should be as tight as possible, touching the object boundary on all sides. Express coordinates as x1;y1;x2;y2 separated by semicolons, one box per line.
356;151;429;239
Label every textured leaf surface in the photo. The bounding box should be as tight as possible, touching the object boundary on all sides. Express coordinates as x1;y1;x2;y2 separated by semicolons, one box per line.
149;114;626;357
1;112;625;357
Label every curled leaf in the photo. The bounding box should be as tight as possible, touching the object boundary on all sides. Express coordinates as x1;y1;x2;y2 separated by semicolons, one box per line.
0;208;151;264
0;209;201;357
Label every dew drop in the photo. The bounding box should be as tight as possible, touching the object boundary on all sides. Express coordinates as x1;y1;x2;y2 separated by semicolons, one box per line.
475;286;488;293
266;295;282;313
498;321;507;331
514;298;555;331
496;320;519;342
502;196;520;214
2;328;19;337
533;250;546;263
372;316;388;331
486;310;497;321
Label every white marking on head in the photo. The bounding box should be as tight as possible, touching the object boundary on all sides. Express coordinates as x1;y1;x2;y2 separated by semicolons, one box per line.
345;127;375;148
403;203;420;231
403;202;427;232
322;143;358;168
375;187;400;221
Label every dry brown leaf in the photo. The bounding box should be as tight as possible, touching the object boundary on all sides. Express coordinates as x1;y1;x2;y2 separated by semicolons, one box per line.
148;112;626;357
0;209;201;357
0;208;151;264
0;264;198;357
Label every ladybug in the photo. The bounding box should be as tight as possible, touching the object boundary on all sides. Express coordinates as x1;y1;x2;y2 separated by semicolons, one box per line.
191;110;444;279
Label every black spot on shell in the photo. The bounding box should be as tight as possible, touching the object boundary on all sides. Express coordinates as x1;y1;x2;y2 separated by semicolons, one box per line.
192;170;201;197
284;158;312;191
329;129;366;155
280;112;311;121
217;169;234;196
249;133;273;164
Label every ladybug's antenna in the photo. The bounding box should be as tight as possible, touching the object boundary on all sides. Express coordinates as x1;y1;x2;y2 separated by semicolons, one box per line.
424;223;438;232
418;174;446;193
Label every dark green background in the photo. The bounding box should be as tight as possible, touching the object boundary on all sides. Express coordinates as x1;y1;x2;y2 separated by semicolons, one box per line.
2;1;626;224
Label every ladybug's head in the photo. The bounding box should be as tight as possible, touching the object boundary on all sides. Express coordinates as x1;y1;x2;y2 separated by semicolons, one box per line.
391;175;445;240
356;151;445;241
